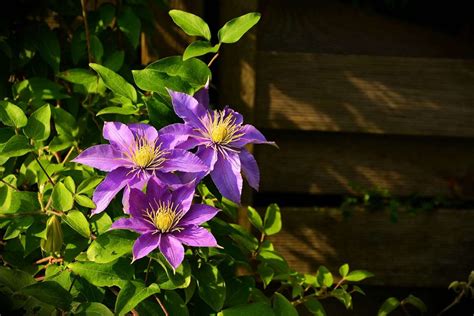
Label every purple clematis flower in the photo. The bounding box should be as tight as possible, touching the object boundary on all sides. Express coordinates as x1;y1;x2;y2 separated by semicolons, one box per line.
72;122;207;214
111;177;219;269
162;87;276;204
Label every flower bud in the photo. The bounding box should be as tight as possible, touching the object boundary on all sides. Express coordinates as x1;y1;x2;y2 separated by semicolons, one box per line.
41;215;63;254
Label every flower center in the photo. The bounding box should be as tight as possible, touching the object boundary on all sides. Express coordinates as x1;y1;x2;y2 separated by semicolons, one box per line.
126;136;167;170
204;111;243;145
144;200;184;233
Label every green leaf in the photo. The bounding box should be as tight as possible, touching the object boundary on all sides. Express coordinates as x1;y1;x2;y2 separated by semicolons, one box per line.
263;203;281;236
118;7;141;48
218;302;274;316
154;255;191;290
339;263;349;278
63;176;75;193
68;258;134;288
345;270;374;282
97;106;138;116
144;95;178;129
331;288;352;309
218;12;261;44
104;50;125;72
257;250;289;274
0;266;35;292
57;68;104;94
169;10;211;41
87;229;136;263
304;298;326;316
132;56;210;95
183;41;220;60
378;297;400;316
229;223;259;252
247;206;264;232
90;212;112;235
74;302;113;316
0;101;27;128
195;263;226;312
161;290;189;316
14;78;68;101
74;194;96;208
4;216;33;239
90;35;104;62
24;104;51;141
257;264;274;288
52;107;79;137
36;27;60;73
403;295;427;313
89;63;137;103
77;176;103;195
19;281;72;310
316;266;333;287
115;281;161;316
62;209;90;238
0;135;33;158
273;293;297;316
52;182;74;211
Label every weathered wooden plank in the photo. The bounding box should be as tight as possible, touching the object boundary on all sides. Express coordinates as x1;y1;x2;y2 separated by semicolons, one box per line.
255;52;474;137
257;132;474;197
258;0;474;57
270;207;474;287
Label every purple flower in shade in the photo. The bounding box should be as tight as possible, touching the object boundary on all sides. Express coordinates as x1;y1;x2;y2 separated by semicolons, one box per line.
72;122;208;214
111;177;219;269
161;87;276;204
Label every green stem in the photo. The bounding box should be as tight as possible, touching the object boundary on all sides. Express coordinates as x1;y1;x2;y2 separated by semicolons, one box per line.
207;52;219;67
0;179;18;191
80;0;93;63
35;156;55;186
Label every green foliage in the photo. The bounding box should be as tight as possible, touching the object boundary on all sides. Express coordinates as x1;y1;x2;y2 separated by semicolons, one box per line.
218;13;261;44
169;10;211;41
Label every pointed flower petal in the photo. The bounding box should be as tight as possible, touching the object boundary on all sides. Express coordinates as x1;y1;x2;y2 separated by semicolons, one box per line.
171;182;196;213
159;123;203;150
159;234;184;269
92;167;131;214
128;123;158;143
128;188;149;218
210;151;242;203
230;124;276;148
72;144;128;172
239;148;260;190
180;204;219;226
173;226;217;247
146;177;172;203
161;149;207;173
133;232;161;261
168;90;207;129
111;217;154;234
193;82;210;108
102;121;135;153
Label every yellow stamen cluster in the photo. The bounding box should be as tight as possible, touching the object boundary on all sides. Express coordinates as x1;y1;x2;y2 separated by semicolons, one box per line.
125;136;167;170
202;111;243;145
144;200;183;232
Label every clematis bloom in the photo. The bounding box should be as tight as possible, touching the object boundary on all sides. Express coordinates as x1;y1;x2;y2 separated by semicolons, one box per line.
72;122;207;214
111;177;219;268
163;87;276;203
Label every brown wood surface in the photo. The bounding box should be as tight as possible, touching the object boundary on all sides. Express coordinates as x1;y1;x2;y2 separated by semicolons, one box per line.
255;52;474;137
257;132;474;197
270;207;474;288
258;0;474;57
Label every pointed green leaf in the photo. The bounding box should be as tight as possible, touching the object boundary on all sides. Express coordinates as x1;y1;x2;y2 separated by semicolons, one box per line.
304;298;326;316
247;206;264;232
19;281;72;310
77;176;103;195
118;7;141;48
62;209;90;238
316;266;333;287
378;297;400;316
195;263;226;312
24;104;51;141
104;51;125;72
63;176;75;193
74;194;96;208
218;12;261;44
263;203;281;235
273;292;298;316
52;182;74;211
169;10;211;41
218;302;274;316
115;281;160;316
339;263;349;278
257;264;274;288
402;295;427;313
0;135;33;158
74;302;113;316
0;101;27;128
345;270;374;282
68;258;134;288
96;106;138;116
36;27;60;73
183;41;219;60
90;63;137;103
87;230;136;263
90;35;104;62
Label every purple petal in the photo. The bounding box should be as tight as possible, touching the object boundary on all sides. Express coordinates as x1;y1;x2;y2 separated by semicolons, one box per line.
168;90;207;129
193;81;210;108
180;204;219;226
128;123;158;143
72;144;128;172
154;172;185;189
133;232;161;261
210;151;242;203
230;124;276;148
128;188;148;218
223;106;243;125
159;234;184;269
239;149;260;191
158;123;203;150
111;217;154;234
122;176;147;214
161;149;207;173
171;182;196;213
92;167;131;214
173;226;217;247
102;121;135;153
146;176;172;203
180;146;217;183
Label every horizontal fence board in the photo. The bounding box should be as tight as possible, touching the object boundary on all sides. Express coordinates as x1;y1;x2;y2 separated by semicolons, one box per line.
270;207;474;287
257;132;474;197
255;52;474;137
